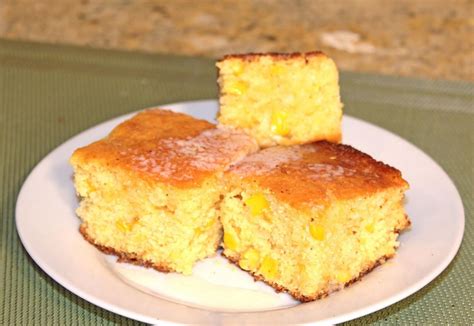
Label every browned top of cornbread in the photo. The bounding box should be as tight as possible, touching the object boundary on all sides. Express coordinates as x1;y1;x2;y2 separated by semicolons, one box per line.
71;109;258;187
218;51;326;63
228;141;408;207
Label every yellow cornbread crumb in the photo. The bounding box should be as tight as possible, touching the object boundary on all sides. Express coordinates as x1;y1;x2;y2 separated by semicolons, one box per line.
116;219;134;233
195;218;216;236
232;61;244;75
224;80;248;95
270;64;285;75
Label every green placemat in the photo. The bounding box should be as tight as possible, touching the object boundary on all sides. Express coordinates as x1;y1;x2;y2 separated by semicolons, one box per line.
0;39;472;325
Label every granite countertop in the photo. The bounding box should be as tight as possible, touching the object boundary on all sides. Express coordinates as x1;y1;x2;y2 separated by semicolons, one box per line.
1;0;473;81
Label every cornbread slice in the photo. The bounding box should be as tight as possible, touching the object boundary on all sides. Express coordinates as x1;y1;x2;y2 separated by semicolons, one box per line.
221;141;410;301
70;109;258;274
217;52;343;147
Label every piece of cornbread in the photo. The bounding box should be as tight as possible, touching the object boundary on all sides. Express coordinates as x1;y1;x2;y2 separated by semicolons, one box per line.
217;52;343;147
221;141;410;301
70;109;258;274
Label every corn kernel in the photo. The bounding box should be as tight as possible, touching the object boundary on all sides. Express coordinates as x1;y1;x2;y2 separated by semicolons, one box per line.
225;80;248;95
270;111;290;136
365;223;374;233
309;223;325;241
116;219;133;232
260;256;278;279
336;271;351;284
245;193;269;216
223;231;239;251
239;248;260;271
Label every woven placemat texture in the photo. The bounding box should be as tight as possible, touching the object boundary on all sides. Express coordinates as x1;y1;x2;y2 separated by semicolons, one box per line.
0;39;472;325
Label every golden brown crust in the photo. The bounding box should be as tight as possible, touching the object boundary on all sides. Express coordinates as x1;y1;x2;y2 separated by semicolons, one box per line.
224;252;394;302
80;224;175;273
70;109;257;188
228;141;409;208
218;51;327;63
108;109;214;143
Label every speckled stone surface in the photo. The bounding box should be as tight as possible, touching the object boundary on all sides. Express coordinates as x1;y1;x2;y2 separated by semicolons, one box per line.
1;0;472;81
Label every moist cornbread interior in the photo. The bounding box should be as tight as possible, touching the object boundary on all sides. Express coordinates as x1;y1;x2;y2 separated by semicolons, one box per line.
221;142;410;301
217;52;343;147
70;109;258;274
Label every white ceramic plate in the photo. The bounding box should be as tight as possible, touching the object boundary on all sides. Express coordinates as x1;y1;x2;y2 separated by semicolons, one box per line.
16;100;465;325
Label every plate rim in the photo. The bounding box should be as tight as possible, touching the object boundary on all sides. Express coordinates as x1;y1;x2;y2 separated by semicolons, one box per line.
15;99;465;325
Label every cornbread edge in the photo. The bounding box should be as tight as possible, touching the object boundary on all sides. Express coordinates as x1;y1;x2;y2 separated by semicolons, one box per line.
224;252;395;302
80;224;221;273
218;51;327;63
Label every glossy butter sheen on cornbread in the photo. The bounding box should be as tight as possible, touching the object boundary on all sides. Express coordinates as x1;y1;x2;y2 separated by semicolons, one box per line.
217;52;343;147
70;109;258;274
221;141;410;301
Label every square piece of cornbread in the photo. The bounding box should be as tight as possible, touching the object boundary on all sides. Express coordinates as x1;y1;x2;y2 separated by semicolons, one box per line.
221;141;410;301
70;109;258;274
217;52;343;147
